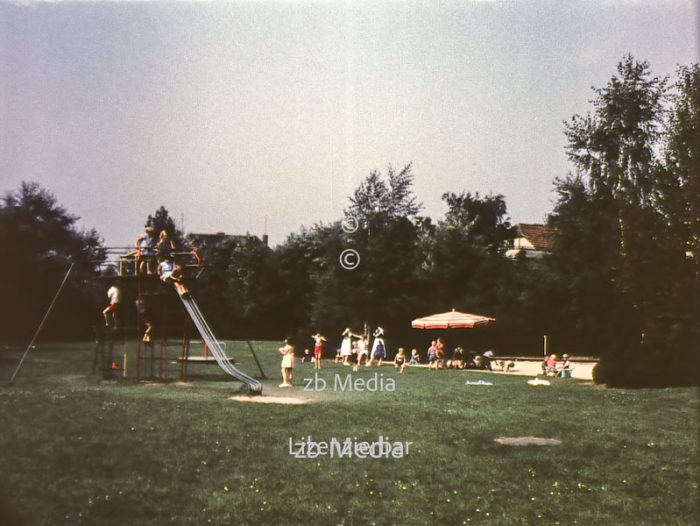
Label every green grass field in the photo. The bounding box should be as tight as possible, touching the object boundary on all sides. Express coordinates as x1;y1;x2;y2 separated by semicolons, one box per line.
1;340;698;525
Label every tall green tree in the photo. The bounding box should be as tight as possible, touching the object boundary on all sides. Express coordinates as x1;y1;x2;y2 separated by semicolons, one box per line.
223;236;283;339
659;64;700;263
276;223;339;342
553;55;698;386
0;182;104;343
441;192;515;255
419;191;522;352
271;164;427;350
425;192;515;308
145;206;185;248
346;163;422;227
189;234;282;339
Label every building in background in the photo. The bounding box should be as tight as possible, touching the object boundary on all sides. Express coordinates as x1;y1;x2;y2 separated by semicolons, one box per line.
505;223;555;260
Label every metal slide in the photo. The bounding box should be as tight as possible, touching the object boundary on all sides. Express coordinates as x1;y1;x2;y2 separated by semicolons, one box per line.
179;292;263;394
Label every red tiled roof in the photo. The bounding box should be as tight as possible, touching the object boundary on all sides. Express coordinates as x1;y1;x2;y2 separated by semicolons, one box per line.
515;224;556;251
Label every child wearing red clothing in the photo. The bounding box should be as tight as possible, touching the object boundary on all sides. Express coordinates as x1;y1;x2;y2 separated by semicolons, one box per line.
312;333;326;370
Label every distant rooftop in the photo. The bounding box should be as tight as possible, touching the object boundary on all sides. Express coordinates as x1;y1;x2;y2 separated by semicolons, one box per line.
514;223;555;252
505;223;556;260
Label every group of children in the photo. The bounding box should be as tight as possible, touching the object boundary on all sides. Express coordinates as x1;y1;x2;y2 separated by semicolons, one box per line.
283;331;577;387
101;227;197;328
132;226;189;296
295;331;502;378
542;353;572;376
333;328;388;370
287;328;392;385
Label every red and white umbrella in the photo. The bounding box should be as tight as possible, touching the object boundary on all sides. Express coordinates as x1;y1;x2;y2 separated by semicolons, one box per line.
411;309;495;329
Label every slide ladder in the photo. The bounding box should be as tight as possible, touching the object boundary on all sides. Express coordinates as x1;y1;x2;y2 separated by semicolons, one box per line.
178;291;262;394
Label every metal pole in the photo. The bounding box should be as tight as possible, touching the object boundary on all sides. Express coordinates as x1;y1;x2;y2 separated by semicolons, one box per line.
180;333;190;382
9;262;75;384
247;340;267;379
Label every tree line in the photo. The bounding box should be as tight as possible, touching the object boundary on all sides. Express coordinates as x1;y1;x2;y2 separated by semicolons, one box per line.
1;55;697;387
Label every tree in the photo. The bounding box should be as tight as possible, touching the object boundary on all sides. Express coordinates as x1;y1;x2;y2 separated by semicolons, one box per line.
553;56;698;386
441;192;515;255
548;175;622;357
346;163;422;228
416;191;524;352
342;165;426;346
145;206;185;248
426;191;516;305
271;165;427;350
564;55;667;258
276;223;339;341
223;236;283;339
188;234;282;339
0;182;104;343
659;64;700;262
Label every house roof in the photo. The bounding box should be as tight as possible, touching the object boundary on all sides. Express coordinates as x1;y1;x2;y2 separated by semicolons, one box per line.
515;223;556;251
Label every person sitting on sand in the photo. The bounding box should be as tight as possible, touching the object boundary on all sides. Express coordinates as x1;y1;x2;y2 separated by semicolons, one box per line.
497;359;516;372
558;354;571;371
408;348;420;365
545;354;558;376
556;354;572;377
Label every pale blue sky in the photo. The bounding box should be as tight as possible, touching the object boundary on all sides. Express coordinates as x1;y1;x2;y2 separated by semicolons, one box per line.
1;0;697;246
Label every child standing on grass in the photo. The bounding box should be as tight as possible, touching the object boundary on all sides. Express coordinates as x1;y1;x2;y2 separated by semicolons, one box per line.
352;341;361;372
340;328;354;365
427;340;438;370
356;334;369;367
279;338;295;387
312;333;326;370
367;327;386;367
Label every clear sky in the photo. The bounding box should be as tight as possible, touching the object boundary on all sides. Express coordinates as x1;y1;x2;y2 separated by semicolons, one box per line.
1;0;697;247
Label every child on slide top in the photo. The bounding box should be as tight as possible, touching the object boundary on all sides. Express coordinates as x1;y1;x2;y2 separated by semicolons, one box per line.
158;254;189;297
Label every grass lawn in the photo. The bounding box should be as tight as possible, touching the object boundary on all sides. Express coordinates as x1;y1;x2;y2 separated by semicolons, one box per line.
1;340;698;525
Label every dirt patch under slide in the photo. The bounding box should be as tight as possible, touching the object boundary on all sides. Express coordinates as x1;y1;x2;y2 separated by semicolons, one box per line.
228;395;314;405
